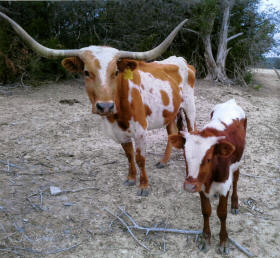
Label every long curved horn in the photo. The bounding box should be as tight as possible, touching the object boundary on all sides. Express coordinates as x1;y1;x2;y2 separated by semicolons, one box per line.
119;19;188;61
0;11;80;58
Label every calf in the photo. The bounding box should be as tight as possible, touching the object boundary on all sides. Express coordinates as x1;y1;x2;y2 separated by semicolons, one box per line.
169;99;247;254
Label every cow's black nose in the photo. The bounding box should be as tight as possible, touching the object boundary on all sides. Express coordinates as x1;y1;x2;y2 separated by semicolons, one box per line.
96;102;114;113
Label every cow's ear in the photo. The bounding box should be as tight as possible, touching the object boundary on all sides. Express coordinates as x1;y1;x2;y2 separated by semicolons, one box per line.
117;59;137;72
215;141;235;158
62;57;84;73
169;134;185;149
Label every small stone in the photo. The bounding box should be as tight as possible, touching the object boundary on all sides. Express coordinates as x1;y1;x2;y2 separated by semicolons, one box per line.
50;186;62;195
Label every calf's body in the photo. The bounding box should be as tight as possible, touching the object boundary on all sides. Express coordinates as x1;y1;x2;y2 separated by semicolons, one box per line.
170;99;246;253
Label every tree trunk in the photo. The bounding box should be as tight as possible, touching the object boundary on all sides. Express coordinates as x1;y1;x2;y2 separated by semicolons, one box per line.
202;0;236;84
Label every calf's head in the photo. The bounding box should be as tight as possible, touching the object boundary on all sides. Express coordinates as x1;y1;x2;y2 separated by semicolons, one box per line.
169;132;235;193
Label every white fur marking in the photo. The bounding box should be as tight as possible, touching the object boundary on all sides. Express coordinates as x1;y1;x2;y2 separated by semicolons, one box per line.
184;134;221;179
81;46;119;86
205;99;245;131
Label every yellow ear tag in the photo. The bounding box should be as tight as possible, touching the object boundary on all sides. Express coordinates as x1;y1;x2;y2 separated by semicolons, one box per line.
123;68;133;80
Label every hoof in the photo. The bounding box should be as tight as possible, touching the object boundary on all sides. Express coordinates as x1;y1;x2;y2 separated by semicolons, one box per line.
218;244;229;255
123;179;136;186
137;188;149;197
197;236;210;253
156;162;166;169
231;208;239;215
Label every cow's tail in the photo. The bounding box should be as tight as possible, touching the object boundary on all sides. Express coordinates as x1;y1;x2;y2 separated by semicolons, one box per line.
176;108;186;132
176;108;196;133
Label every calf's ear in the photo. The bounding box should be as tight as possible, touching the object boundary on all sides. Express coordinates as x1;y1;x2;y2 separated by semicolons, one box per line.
215;141;235;158
61;57;84;73
168;134;185;149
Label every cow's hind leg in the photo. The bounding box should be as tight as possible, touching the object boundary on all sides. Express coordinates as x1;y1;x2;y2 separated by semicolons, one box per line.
156;121;177;169
231;169;239;214
122;142;137;186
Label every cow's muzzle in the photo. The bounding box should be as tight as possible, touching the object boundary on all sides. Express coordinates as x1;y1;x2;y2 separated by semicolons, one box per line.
96;102;114;115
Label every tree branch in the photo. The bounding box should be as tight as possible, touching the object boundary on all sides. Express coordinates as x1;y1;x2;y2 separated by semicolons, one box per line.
227;32;243;42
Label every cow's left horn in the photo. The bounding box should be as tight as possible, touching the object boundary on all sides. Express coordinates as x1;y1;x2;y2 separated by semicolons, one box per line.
119;19;188;61
0;11;80;58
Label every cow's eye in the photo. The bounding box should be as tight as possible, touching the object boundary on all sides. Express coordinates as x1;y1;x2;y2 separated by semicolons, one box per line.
206;158;211;163
84;71;90;77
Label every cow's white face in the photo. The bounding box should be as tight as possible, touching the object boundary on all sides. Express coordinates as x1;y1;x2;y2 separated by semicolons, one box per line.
80;46;120;115
61;46;139;116
62;46;121;115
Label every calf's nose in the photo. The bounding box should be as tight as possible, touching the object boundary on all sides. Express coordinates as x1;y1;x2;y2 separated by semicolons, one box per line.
184;181;196;193
96;102;114;114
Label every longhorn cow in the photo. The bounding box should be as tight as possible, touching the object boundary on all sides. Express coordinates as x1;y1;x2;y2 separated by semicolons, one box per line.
0;12;196;196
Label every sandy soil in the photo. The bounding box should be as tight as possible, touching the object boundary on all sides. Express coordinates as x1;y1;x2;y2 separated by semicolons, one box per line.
0;69;279;257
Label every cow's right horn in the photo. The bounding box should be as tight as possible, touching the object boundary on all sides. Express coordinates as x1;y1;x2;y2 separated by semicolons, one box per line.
0;11;80;58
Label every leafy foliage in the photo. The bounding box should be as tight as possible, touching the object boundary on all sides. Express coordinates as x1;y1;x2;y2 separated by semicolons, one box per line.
0;0;278;85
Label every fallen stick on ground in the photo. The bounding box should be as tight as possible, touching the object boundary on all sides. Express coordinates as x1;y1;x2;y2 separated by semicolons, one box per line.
0;160;22;169
104;207;149;250
105;207;256;257
228;237;255;257
50;186;99;196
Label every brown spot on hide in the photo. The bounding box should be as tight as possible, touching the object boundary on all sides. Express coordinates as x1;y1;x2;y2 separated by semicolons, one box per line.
160;90;170;106
114;75;131;130
187;64;195;88
131;88;147;129
144;104;152;116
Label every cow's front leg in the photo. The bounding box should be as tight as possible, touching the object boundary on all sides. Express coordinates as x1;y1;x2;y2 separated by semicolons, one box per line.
231;169;239;214
198;192;212;253
134;136;149;196
217;192;229;255
121;142;137;186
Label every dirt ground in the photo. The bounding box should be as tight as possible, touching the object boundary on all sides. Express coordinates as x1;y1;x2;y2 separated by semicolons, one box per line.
0;69;279;258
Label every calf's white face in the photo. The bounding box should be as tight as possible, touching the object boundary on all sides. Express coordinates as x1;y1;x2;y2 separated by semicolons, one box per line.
169;132;235;193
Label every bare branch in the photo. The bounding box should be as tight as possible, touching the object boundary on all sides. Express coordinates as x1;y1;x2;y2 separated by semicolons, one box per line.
104;207;149;250
227;32;243;42
228;237;255;257
106;207;256;257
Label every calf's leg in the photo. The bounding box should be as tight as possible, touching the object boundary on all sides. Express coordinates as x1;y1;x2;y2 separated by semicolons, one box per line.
122;142;137;186
198;192;212;252
231;169;239;214
156;121;177;169
217;192;229;254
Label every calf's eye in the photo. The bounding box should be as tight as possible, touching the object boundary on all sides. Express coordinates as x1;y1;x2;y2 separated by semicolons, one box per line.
84;71;90;77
